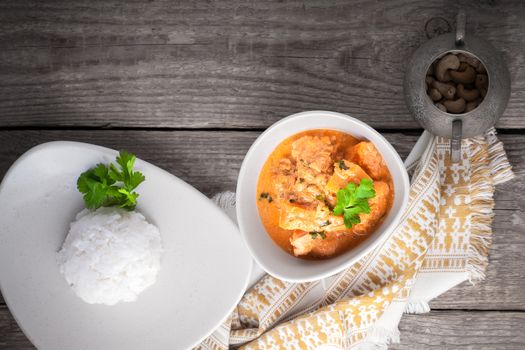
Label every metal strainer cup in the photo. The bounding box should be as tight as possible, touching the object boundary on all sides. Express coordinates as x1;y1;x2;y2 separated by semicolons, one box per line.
403;10;510;162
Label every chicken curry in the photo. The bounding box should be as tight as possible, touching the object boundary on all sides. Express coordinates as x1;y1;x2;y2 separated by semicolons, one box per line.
256;129;394;259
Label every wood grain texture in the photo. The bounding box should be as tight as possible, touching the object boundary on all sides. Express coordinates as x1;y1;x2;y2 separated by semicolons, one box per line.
0;306;33;350
1;1;524;348
0;0;524;129
1;305;523;350
0;130;523;309
392;311;525;349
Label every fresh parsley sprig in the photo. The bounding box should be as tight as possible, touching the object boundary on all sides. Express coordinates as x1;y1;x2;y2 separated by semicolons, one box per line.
333;179;376;228
77;151;145;211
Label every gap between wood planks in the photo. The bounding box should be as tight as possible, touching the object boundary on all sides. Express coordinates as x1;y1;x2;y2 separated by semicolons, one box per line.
1;125;525;135
0;295;525;314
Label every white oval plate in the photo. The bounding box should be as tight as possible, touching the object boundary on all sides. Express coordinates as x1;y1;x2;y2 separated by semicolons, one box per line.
0;141;252;350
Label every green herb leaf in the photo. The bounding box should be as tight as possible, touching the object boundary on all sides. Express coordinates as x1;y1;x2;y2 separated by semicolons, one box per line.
77;151;145;211
333;179;376;228
83;182;108;209
259;192;273;203
309;230;327;240
128;171;146;191
116;151;136;179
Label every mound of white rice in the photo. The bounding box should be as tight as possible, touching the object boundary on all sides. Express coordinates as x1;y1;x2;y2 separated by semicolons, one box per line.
57;207;162;306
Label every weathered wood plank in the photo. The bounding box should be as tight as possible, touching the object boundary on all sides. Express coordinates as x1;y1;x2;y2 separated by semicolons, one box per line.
0;306;33;350
1;305;523;349
0;0;524;129
0;130;523;309
392;311;525;349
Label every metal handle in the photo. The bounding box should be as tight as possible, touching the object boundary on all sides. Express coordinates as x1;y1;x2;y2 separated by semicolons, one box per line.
404;130;432;171
455;9;466;46
452;10;465;162
451;119;462;162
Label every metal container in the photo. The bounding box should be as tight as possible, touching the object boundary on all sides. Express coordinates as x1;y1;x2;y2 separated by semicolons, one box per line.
403;10;511;162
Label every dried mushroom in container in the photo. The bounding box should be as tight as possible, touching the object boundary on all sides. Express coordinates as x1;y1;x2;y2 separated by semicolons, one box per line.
425;52;488;114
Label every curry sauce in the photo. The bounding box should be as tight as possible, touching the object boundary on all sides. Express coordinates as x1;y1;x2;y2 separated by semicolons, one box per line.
256;129;394;259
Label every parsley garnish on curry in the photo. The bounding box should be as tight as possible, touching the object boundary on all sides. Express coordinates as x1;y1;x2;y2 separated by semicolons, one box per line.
256;130;394;259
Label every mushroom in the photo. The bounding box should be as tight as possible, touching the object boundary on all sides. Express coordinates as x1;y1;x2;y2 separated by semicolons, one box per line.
431;80;456;100
435;54;460;82
457;53;480;69
480;86;488;98
425;52;488;114
465;100;478;112
475;74;488;89
429;88;442;101
477;64;487;74
457;62;469;71
449;64;476;84
456;84;480;101
443;98;466;113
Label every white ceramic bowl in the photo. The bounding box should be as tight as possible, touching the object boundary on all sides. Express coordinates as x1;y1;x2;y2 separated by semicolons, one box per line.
236;111;410;282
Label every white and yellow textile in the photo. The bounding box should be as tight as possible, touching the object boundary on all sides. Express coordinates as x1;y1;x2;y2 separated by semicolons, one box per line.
198;128;514;350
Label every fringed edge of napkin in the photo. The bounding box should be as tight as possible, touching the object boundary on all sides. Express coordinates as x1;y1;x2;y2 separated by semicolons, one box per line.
485;128;515;185
467;138;495;283
359;326;400;350
212;191;236;209
466;128;514;284
404;299;431;314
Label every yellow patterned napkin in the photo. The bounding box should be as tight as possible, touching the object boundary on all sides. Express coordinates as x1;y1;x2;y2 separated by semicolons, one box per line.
198;128;513;350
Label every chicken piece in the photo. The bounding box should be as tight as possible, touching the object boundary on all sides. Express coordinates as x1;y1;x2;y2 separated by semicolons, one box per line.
346;141;389;180
311;236;339;256
286;135;337;205
352;181;391;235
279;202;345;233
291;135;336;173
290;230;317;256
277;158;294;174
325;160;371;206
279;203;330;232
288;181;391;256
290;230;339;257
291;173;330;206
272;158;297;202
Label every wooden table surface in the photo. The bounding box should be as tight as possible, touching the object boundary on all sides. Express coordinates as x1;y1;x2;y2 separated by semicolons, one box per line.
1;1;524;348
